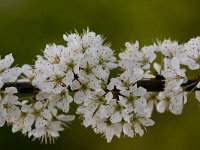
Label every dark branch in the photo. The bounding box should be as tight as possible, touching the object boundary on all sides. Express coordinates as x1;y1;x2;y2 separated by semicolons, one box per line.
1;79;199;93
2;82;38;93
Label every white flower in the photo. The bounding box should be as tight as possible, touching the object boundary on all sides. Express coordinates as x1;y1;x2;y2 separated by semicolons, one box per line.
144;93;158;118
78;56;108;80
123;123;134;138
153;62;161;74
20;64;36;82
0;54;14;70
63;29;117;81
159;39;185;60
108;69;144;91
156;87;187;115
11;83;75;143
0;54;21;88
33;43;76;94
181;37;200;70
0;87;21;126
75;88;124;142
2;31;200;144
122;114;154;138
21;101;74;143
162;57;187;89
63;29;103;54
76;90;113;120
95;46;118;70
43;44;65;64
108;80;154;139
22;102;49;130
92;117;122;143
60;49;83;74
119;41;157;70
134;117;154;136
104;123;122;143
28;112;74;144
12;115;30;134
34;67;74;94
45;91;73;113
72;77;102;105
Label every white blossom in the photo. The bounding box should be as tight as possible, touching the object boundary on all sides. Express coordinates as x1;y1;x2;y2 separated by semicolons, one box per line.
119;41;157;70
28;108;75;144
156;87;187;115
63;29;117;81
1;31;200;144
159;39;185;60
0;87;21;126
107;68;144;91
162;57;187;89
20;64;36;82
181;37;200;70
0;54;21;88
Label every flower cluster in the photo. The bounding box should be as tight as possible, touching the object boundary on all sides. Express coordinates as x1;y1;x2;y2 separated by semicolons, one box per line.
0;54;21;88
0;30;199;143
0;87;21;127
0;54;21;127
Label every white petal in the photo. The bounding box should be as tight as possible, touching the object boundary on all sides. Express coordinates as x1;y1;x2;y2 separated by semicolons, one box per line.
0;80;4;89
105;126;114;143
35;116;47;128
41;109;52;120
21;104;32;113
2;67;22;82
139;118;155;126
36;92;50;101
195;91;200;102
22;64;33;77
98;105;107;119
93;66;107;79
8;106;21;121
153;63;161;74
0;115;5;127
48;121;63;131
110;112;122;123
106;62;118;69
5;54;14;66
105;92;113;100
134;98;147;109
5;87;18;94
57;115;75;122
71;80;81;90
112;123;122;138
60;99;70;113
144;100;154;118
12;120;22;133
24;114;35;128
137;87;147;97
169;98;183;115
156;101;167;113
74;91;84;104
197;82;200;88
171;57;180;71
34;101;43;110
123;123;134;138
134;122;144;136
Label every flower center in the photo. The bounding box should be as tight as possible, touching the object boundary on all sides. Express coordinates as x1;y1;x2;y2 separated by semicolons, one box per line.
84;63;93;75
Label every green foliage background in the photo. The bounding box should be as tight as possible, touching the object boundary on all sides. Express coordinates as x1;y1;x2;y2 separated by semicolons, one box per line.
0;0;200;150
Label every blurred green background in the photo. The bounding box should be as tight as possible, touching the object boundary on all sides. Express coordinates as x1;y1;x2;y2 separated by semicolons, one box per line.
0;0;200;149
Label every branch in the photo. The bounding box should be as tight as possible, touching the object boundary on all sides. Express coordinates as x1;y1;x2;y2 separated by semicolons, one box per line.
1;79;199;93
